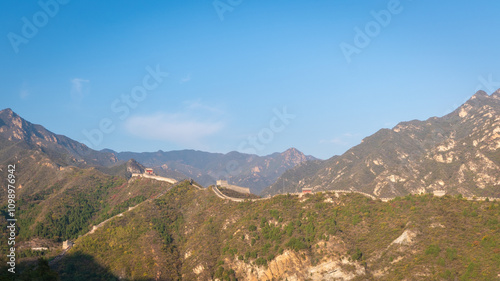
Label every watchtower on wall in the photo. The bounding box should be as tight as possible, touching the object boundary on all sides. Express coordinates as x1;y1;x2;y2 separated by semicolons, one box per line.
216;180;250;194
216;180;228;186
62;240;74;250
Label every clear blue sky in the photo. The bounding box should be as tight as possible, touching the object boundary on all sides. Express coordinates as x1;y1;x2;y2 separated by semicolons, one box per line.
1;0;500;159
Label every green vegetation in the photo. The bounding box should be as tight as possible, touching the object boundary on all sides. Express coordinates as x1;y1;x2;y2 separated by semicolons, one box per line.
0;168;171;243
425;244;441;257
1;179;500;280
32;178;119;240
0;258;60;281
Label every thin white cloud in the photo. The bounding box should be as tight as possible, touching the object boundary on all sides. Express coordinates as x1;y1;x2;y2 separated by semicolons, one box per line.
320;132;358;146
180;74;191;84
384;122;397;128
184;99;224;114
19;89;29;100
19;82;29;99
70;78;90;102
124;113;224;145
125;100;225;149
319;138;348;145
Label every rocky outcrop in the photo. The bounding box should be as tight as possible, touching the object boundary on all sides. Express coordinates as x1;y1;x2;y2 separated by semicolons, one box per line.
126;159;145;174
225;237;365;281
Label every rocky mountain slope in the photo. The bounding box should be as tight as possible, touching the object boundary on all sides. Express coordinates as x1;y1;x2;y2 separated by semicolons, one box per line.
0;108;119;168
125;158;146;175
114;147;316;194
262;90;500;198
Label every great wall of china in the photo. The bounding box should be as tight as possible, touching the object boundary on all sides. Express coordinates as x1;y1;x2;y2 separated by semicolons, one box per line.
212;185;500;203
50;176;499;267
131;173;177;184
131;171;500;203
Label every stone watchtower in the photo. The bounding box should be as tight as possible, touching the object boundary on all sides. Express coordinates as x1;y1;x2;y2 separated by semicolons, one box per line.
62;240;74;250
216;180;228;186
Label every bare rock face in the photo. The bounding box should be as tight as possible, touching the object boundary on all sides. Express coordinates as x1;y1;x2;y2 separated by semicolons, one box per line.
264;89;500;198
390;229;417;246
126;159;145;174
225;237;366;281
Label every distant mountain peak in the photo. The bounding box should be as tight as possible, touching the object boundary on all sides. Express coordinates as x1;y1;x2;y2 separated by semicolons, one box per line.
0;108;34;141
281;147;300;155
277;147;308;165
280;147;318;162
472;90;488;99
492;88;500;99
462;89;500;110
0;108;14;115
0;108;20;123
0;108;119;167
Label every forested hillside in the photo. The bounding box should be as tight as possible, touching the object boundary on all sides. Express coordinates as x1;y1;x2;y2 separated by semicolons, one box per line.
9;181;495;280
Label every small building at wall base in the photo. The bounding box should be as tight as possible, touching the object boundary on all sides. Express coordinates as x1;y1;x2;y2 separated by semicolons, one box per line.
302;188;313;193
433;190;446;197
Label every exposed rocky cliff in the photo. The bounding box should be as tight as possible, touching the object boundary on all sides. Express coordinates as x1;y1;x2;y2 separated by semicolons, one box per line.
126;159;145;175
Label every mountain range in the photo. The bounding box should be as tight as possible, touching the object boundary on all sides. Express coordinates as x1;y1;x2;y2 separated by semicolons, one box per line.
262;90;500;198
112;147;315;194
0;89;499;280
1;89;499;199
0;108;314;195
